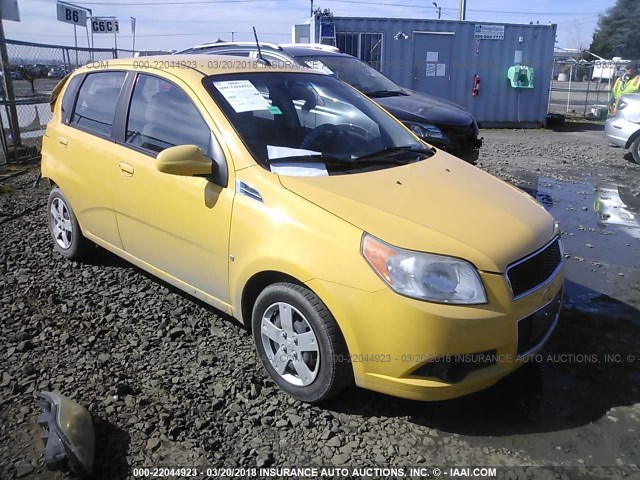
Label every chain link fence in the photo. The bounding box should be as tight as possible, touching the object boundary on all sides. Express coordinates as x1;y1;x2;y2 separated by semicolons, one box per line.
0;39;137;165
548;58;629;120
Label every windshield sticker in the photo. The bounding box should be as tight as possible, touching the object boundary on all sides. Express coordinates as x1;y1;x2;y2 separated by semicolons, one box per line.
303;60;334;75
267;145;321;160
270;162;328;177
213;80;270;113
267;105;282;115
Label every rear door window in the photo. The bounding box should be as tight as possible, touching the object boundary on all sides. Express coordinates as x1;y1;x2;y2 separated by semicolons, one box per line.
71;71;126;137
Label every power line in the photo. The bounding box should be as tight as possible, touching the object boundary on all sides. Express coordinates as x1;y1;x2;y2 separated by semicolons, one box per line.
324;0;602;15
37;0;605;14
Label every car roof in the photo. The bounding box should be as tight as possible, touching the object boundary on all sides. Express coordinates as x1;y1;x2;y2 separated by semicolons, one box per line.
182;43;352;60
72;54;318;78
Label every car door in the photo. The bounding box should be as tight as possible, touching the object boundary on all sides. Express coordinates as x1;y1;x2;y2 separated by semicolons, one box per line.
111;73;233;304
53;70;127;249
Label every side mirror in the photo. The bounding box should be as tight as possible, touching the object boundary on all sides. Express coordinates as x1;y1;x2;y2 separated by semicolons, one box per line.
156;145;213;177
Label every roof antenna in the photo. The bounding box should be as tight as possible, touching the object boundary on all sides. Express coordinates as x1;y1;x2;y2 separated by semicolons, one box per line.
253;26;270;65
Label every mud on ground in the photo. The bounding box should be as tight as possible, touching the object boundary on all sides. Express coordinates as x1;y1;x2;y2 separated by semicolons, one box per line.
1;123;639;479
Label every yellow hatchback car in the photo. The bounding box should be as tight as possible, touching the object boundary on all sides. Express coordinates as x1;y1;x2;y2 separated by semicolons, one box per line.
41;56;564;403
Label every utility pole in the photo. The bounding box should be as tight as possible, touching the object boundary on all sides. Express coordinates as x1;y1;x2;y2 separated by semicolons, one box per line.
458;0;467;20
73;24;78;65
131;17;136;54
310;0;314;17
0;8;22;152
432;2;441;19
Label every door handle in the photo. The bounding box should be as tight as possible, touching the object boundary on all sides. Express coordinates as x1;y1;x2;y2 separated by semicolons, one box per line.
58;137;68;147
118;162;134;176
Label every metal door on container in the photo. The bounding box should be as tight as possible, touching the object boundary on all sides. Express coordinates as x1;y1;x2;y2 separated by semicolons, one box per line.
412;32;454;100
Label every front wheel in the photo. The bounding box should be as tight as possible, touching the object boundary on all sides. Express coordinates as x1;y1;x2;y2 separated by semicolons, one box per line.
631;136;640;164
47;188;94;260
251;282;352;403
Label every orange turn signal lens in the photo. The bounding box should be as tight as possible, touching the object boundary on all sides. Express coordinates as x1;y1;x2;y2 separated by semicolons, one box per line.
362;235;397;284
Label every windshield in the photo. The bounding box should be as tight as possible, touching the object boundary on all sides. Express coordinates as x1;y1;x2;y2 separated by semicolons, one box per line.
204;72;429;174
296;55;404;96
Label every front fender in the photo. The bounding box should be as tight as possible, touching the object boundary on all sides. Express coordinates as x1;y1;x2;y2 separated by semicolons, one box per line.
228;167;383;325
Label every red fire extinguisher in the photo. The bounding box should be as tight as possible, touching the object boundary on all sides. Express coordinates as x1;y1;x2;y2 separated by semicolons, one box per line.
472;74;480;96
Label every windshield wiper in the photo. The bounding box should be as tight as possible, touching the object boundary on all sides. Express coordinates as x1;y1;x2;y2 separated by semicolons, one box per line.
268;154;352;165
364;90;408;97
354;146;434;162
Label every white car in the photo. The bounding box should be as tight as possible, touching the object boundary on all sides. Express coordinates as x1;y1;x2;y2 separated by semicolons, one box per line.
605;93;640;164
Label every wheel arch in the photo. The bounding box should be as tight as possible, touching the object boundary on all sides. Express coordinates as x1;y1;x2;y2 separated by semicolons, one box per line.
240;270;305;331
624;129;640;149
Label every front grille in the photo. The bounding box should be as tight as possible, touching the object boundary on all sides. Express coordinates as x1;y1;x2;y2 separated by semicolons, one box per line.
439;124;478;152
507;238;562;299
517;290;562;356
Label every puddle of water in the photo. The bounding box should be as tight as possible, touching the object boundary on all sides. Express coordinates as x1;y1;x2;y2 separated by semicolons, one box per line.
509;174;640;314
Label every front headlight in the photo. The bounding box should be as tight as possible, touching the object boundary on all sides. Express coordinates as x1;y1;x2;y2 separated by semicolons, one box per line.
404;122;447;141
362;234;487;304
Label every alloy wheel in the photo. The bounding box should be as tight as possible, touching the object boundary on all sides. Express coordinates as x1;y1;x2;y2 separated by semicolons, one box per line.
50;197;73;249
260;302;320;386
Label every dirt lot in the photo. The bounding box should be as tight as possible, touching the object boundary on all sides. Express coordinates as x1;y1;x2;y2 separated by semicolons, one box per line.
1;123;639;479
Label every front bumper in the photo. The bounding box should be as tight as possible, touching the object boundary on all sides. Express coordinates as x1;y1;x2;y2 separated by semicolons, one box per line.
605;117;638;148
307;265;564;401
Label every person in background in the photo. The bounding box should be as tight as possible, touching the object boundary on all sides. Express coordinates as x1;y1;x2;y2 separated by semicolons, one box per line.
610;61;640;115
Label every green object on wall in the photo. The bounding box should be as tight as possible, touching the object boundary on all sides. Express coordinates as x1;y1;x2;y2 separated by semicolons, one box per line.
507;65;534;89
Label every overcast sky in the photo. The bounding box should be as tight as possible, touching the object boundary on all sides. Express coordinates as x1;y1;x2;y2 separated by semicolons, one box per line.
4;0;615;53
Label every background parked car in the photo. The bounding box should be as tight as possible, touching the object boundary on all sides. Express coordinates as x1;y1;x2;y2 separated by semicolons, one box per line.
7;67;23;80
47;65;69;79
29;63;50;78
177;42;482;162
605;93;640;164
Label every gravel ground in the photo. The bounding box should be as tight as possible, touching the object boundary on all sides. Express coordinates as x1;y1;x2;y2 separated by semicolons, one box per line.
1;123;639;480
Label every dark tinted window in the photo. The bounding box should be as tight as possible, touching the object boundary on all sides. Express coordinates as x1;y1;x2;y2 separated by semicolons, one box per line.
297;55;401;95
61;74;83;124
71;71;126;136
125;74;210;155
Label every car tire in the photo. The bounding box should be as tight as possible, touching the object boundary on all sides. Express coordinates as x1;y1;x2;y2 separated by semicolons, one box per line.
632;136;640;164
252;282;352;403
47;188;94;260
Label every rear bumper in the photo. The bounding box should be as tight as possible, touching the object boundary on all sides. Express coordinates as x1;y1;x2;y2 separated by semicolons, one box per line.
605;117;638;148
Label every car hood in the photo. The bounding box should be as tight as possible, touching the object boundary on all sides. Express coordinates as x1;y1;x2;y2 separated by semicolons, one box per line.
374;90;474;127
278;153;555;273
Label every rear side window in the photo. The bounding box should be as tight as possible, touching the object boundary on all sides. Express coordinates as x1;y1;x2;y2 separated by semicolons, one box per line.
60;74;83;124
125;74;210;155
71;71;126;137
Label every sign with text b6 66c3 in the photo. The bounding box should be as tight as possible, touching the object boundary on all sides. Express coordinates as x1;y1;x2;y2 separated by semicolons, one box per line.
56;3;87;26
92;17;119;34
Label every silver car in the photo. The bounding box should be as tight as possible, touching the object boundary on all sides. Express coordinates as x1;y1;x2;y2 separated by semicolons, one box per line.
605;93;640;164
